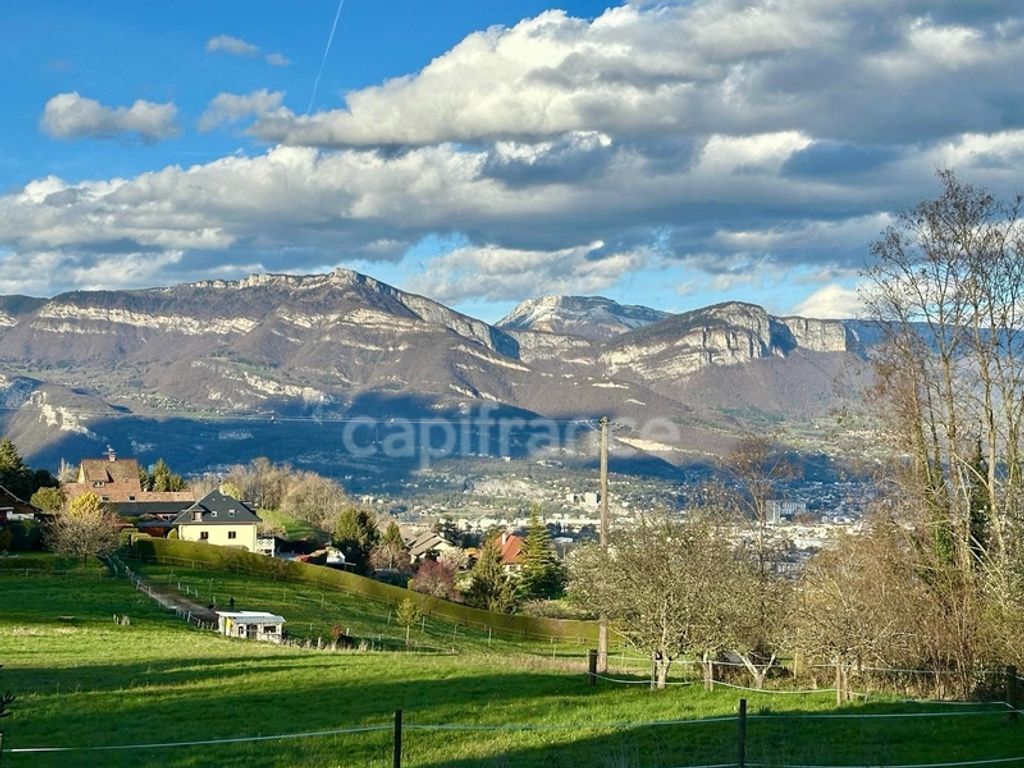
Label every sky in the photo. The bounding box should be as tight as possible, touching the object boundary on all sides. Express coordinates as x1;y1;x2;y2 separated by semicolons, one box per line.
2;0;1024;322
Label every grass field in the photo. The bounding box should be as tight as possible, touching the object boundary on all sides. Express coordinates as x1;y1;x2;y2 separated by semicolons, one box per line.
1;559;1023;767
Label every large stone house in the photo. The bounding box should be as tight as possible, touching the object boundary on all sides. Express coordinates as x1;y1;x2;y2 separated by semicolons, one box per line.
64;449;193;506
172;490;261;552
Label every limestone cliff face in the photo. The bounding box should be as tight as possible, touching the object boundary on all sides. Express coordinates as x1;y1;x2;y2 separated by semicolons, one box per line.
779;316;856;353
599;303;861;383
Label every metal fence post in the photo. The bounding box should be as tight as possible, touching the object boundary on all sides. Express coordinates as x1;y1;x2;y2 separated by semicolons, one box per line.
1008;665;1018;721
393;709;403;768
737;698;747;768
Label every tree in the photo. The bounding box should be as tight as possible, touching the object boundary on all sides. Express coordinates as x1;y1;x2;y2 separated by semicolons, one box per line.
518;508;565;600
45;493;121;563
465;537;516;613
281;471;350;532
332;508;379;575
797;513;931;699
569;514;746;689
395;598;422;646
0;438;55;500
412;558;458;599
714;435;799;686
371;521;410;572
860;171;1024;690
30;486;65;514
146;458;186;492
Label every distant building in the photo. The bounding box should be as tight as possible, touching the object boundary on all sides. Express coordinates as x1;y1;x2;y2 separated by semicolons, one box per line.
63;449;193;509
216;611;284;643
405;530;461;563
172;490;261;552
499;532;524;573
766;500;808;524
0;484;37;526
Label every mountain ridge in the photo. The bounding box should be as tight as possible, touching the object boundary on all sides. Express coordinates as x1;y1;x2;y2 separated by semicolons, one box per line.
0;269;872;481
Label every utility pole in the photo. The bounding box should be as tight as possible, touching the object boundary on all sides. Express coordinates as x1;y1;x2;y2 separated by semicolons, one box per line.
598;416;610;673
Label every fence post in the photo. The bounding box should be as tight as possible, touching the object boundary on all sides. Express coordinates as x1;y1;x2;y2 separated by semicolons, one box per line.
835;663;844;706
1;729;5;767
393;709;403;768
1008;665;1018;721
588;649;598;685
737;698;747;768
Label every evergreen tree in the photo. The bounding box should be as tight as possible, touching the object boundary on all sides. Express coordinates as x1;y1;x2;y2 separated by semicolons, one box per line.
0;438;53;500
371;521;409;571
465;537;516;613
518;508;566;600
150;458;186;492
332;508;380;575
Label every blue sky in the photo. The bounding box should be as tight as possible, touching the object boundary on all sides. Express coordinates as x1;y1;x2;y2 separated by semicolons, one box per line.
2;0;1024;322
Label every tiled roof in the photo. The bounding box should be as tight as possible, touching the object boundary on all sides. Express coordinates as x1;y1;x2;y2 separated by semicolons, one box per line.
172;490;261;526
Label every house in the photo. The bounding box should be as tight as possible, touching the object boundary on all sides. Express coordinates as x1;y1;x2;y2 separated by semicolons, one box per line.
216;611;285;643
172;490;261;552
63;450;193;516
499;532;524;573
0;484;37;526
406;530;461;563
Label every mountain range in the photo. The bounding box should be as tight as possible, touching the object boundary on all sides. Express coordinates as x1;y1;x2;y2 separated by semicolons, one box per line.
0;270;874;487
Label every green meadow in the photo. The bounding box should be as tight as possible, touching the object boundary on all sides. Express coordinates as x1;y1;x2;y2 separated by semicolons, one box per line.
0;558;1022;767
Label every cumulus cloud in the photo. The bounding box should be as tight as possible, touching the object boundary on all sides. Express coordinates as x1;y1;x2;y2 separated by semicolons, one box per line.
409;241;651;303
791;284;866;319
206;34;289;66
247;2;1024;148
40;92;179;143
205;34;260;57
11;1;1024;302
198;90;286;132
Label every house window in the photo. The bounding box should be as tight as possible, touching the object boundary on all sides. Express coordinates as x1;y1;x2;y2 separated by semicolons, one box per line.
229;510;236;517
228;531;237;540
210;511;217;518
128;496;136;501
200;531;209;540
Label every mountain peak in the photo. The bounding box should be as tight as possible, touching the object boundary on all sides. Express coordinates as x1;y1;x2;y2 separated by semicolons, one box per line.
497;295;669;340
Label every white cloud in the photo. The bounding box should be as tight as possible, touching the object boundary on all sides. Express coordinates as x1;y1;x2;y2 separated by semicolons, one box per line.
409;241;651;303
40;92;179;143
247;2;1024;148
205;34;289;67
791;283;865;319
199;90;286;132
11;1;1024;303
206;34;260;57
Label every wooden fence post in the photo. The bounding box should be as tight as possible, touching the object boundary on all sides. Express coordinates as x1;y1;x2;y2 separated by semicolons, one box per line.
588;649;598;685
1008;665;1018;721
737;698;747;768
393;709;403;768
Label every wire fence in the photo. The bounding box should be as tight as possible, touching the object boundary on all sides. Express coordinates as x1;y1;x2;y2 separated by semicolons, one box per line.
2;703;1022;767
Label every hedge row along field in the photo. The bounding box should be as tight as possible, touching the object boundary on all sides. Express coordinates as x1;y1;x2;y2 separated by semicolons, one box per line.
128;538;599;643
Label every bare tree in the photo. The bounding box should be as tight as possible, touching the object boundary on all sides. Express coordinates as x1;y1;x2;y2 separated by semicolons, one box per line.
715;434;799;687
280;471;350;532
569;514;747;689
861;171;1024;685
46;493;121;563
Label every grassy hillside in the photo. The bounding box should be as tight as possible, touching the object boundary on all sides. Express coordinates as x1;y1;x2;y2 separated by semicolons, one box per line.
2;564;1023;767
128;538;599;642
